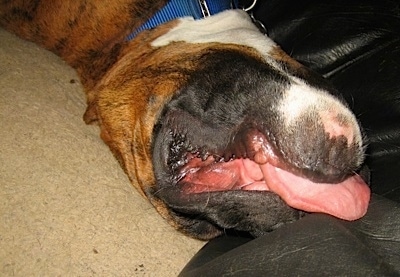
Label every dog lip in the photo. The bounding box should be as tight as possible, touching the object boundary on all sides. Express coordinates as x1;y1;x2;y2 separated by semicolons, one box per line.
170;128;282;190
171;128;370;221
170;126;349;188
177;156;270;193
177;155;371;221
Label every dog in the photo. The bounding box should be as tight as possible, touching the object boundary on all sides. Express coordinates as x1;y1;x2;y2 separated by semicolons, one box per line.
0;0;370;239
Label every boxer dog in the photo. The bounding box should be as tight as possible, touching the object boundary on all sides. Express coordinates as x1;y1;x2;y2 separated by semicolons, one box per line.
0;0;370;239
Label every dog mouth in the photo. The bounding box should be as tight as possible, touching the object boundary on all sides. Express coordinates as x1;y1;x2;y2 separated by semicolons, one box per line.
168;128;370;221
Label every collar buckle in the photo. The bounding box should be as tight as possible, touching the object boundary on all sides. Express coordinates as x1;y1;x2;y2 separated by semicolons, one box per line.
198;0;211;17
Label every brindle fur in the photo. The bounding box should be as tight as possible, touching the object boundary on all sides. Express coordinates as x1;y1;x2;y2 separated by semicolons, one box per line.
0;0;167;89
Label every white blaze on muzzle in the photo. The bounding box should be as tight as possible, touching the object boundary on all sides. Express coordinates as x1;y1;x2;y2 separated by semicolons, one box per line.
280;78;363;148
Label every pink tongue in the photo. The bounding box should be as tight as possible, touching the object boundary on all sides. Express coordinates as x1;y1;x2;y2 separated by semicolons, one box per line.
260;163;371;220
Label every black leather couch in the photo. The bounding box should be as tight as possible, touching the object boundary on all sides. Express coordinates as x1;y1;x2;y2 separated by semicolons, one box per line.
180;0;400;275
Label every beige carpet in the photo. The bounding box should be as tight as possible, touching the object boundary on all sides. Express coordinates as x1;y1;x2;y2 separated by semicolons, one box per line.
0;28;204;276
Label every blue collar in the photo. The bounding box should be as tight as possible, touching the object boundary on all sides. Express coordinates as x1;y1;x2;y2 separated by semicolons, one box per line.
127;0;239;40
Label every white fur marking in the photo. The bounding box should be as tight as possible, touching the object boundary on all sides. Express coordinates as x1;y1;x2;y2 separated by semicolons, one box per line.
280;79;362;145
152;10;276;59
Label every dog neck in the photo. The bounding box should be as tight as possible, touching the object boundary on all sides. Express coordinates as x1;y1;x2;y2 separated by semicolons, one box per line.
126;0;239;40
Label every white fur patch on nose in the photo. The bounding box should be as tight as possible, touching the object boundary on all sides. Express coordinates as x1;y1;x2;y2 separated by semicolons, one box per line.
279;80;362;146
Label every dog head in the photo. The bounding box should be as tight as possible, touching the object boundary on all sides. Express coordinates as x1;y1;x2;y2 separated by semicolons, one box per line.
88;10;370;239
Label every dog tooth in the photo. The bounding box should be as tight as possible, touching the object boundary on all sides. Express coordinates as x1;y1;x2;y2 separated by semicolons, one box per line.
214;155;224;162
